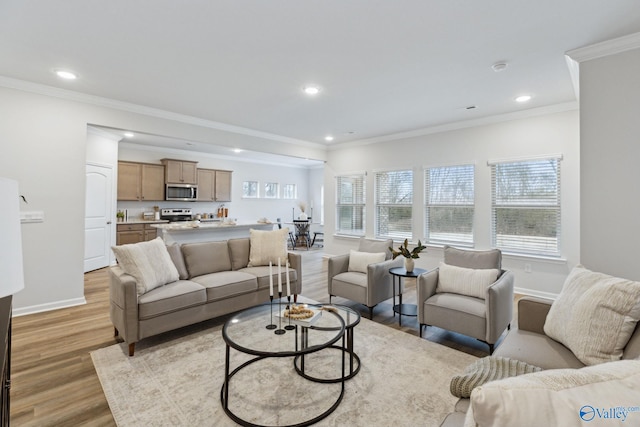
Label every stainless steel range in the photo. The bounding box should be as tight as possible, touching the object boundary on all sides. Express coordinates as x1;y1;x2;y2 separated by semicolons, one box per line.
160;208;193;222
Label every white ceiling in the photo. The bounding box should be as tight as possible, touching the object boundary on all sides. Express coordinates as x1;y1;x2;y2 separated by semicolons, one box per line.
2;1;640;148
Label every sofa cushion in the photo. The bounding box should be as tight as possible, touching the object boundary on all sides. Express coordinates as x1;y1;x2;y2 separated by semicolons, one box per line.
228;238;250;270
450;356;542;398
436;262;500;299
181;241;232;278
166;243;189;280
137;280;206;320
112;237;179;295
493;328;585;370
358;238;393;260
348;250;386;274
240;265;297;293
190;271;258;302
247;228;289;267
543;265;640;366
466;360;640;427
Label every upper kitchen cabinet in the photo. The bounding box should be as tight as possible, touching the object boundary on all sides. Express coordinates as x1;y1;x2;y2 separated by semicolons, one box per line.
197;168;232;202
162;159;198;184
215;170;232;202
117;161;165;201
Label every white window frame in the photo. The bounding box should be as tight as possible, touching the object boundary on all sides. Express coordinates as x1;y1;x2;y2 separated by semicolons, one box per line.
489;155;562;257
264;182;279;199
424;164;475;247
374;169;413;241
282;183;297;200
335;174;366;236
242;180;259;198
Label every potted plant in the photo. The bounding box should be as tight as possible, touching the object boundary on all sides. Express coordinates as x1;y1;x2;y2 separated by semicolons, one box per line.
298;201;308;220
116;210;125;222
389;239;426;272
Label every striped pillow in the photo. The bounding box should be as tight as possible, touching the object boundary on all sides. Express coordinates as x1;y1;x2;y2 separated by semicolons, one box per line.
436;262;500;299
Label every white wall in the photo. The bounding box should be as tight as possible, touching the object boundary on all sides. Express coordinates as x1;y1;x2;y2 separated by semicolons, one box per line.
0;83;326;315
579;47;640;280
324;109;580;298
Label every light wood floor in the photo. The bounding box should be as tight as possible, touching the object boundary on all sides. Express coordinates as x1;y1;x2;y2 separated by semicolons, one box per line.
10;249;496;426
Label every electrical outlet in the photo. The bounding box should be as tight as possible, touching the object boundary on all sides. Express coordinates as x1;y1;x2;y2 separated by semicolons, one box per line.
524;263;532;273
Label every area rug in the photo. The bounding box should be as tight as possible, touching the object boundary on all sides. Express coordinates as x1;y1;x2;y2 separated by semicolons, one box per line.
91;313;477;426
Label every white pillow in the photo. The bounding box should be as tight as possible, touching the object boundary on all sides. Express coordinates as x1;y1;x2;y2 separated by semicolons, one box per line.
543;265;640;366
465;360;640;427
436;262;500;299
247;228;289;267
348;250;386;273
112;237;179;295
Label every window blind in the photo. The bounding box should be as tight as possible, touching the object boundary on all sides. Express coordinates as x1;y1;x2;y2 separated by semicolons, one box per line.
375;169;413;240
424;164;474;246
491;157;561;256
336;174;365;235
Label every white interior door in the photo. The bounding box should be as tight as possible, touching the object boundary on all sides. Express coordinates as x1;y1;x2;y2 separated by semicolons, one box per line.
84;164;113;272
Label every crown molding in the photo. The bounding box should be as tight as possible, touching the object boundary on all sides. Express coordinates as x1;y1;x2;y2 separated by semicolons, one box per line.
329;102;578;150
0;75;323;149
566;32;640;63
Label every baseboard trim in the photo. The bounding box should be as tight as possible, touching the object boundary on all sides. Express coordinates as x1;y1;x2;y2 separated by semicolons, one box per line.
13;297;87;317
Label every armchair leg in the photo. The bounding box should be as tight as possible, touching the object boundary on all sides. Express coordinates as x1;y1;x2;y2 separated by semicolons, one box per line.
114;327;119;337
128;343;135;357
329;295;333;304
478;339;494;355
507;323;511;331
367;305;376;320
419;324;425;338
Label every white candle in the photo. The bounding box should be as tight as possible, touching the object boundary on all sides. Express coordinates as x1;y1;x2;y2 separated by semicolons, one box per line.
269;261;273;296
278;258;282;293
286;260;291;296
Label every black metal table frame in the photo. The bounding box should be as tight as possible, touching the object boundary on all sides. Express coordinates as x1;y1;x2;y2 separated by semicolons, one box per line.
294;305;361;383
389;267;428;326
221;307;346;427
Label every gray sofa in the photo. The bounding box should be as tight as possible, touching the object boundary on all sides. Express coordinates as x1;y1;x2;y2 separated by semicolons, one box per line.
441;295;640;426
109;238;302;356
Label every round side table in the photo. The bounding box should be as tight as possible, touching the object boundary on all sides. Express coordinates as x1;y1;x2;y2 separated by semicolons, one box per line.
389;267;427;326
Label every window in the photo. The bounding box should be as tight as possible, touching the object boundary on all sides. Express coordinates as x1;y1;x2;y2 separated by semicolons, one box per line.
242;181;258;198
490;156;561;257
336;174;365;235
424;164;474;246
282;184;297;199
264;182;279;198
375;169;413;240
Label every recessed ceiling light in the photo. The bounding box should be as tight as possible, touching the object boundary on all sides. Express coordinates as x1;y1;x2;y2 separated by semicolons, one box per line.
515;95;532;103
123;132;134;138
55;70;77;80
233;148;243;153
303;85;320;95
324;135;334;142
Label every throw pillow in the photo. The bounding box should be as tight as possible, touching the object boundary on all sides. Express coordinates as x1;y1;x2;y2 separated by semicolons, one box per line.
436;262;500;299
112;237;179;295
166;243;188;280
466;360;640;427
450;356;542;398
543;265;640;366
247;228;289;267
348;250;386;274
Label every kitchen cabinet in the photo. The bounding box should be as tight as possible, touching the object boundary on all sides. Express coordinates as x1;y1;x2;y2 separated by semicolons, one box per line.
117;161;165;201
116;223;158;245
197;168;232;202
162;159;198;184
215;170;232;202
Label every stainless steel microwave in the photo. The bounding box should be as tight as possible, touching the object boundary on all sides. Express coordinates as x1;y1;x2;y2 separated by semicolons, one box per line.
166;184;198;201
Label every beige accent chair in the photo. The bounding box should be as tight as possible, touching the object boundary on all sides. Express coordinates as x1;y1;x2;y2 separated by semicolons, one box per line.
328;238;403;319
417;246;514;354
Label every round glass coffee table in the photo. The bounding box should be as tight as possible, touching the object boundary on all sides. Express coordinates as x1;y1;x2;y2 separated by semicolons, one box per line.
294;304;361;383
221;302;346;427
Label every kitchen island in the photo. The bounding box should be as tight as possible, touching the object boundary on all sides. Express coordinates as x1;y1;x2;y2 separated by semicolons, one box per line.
152;221;275;244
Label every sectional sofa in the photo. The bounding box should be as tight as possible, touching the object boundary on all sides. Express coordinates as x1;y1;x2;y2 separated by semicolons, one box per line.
109;233;301;356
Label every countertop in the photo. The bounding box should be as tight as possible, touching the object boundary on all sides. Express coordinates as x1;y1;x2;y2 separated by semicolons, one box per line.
151;221;273;231
117;220;169;225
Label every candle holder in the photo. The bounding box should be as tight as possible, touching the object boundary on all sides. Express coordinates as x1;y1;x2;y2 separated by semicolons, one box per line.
266;295;276;330
275;291;285;335
284;295;295;330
